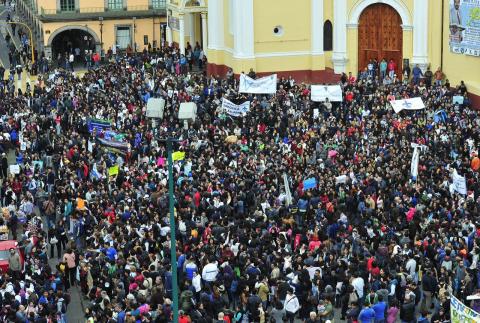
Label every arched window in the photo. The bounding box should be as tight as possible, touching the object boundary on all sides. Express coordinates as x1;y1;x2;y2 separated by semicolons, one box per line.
323;20;333;51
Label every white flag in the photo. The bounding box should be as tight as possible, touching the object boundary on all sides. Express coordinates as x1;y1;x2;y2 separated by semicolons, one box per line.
410;143;427;179
222;98;250;117
451;169;467;195
411;147;420;178
239;74;277;94
390;97;425;113
283;173;292;206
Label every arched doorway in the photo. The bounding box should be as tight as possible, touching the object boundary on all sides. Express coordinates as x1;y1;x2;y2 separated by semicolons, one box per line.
358;3;403;77
51;29;96;58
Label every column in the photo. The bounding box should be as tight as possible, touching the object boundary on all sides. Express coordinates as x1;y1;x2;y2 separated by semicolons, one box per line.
412;0;429;71
189;13;195;47
331;0;348;73
166;26;172;46
201;12;207;52
311;0;324;56
233;0;254;59
166;11;172;46
179;13;185;55
207;0;224;50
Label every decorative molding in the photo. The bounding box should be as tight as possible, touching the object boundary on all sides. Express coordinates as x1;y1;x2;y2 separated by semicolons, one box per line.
349;0;412;26
47;25;100;46
401;24;413;31
346;23;358;29
211;48;326;59
311;50;325;56
256;51;312;58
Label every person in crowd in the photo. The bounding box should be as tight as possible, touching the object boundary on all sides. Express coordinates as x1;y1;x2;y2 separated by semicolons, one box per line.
0;43;477;322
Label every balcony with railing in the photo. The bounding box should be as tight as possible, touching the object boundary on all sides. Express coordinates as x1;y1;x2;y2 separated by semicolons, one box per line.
39;0;166;20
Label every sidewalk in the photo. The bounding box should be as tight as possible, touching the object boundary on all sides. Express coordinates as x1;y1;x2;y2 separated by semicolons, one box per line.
0;6;12;67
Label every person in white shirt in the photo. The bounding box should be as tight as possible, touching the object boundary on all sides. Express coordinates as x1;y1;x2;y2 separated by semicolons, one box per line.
405;255;417;280
284;288;300;323
201;259;219;283
69;53;75;72
192;271;202;294
351;273;365;299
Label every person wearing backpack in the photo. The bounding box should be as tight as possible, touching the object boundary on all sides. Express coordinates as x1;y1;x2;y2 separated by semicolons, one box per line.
63;248;76;288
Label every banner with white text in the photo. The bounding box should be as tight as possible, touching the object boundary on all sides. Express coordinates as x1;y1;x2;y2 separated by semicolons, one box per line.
222;98;250;117
449;0;480;57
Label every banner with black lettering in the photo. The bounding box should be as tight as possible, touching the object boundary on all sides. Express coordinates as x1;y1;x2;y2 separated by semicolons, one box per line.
239;74;277;94
222;98;250;117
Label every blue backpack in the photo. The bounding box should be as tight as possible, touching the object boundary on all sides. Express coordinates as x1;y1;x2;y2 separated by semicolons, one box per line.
230;279;238;293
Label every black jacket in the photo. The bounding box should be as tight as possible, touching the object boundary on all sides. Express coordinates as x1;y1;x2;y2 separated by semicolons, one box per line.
400;300;415;321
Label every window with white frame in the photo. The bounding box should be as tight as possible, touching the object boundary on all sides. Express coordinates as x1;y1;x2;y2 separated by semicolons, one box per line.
108;0;123;10
116;26;131;49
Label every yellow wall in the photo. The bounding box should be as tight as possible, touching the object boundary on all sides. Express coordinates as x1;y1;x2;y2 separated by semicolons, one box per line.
43;17;165;52
208;0;480;96
346;28;358;74
324;0;333;23
403;29;413;67
39;0;55;10
253;0;310;54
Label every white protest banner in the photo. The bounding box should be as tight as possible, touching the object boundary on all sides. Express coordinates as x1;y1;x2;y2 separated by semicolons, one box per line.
452;169;467;195
311;85;343;102
411;147;420;178
390;97;425;113
335;175;349;184
222;98;250;117
9;165;20;175
239;74;277;94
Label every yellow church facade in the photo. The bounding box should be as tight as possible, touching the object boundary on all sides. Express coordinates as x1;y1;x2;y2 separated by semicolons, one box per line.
188;0;479;103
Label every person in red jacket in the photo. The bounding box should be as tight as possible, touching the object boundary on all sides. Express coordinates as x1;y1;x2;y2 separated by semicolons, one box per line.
388;59;396;79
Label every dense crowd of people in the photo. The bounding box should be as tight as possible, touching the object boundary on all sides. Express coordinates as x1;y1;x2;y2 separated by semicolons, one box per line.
0;40;478;323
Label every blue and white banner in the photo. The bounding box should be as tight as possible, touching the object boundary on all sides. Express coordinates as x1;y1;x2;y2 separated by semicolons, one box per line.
434;110;448;123
239;74;277;94
222;98;250;117
390;97;425;113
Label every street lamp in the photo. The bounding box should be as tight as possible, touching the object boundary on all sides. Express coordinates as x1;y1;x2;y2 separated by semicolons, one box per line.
6;22;35;64
99;17;104;47
158;137;179;323
133;17;137;52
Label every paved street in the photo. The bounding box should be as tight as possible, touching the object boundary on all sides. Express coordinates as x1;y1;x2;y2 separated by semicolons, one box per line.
0;6;12;67
4;147;86;322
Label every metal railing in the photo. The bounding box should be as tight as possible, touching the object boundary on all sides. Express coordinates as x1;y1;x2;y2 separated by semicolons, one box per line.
40;3;166;15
